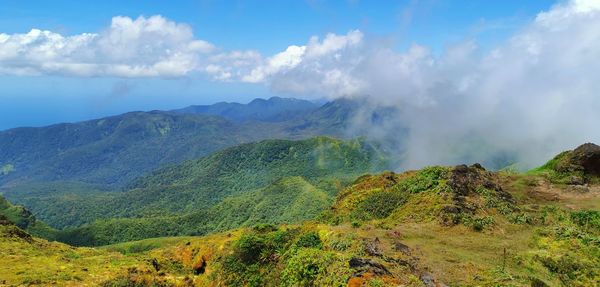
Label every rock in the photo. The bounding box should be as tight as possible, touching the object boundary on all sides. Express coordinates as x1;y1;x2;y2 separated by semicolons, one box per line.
150;258;160;271
383;172;397;187
193;256;207;275
444;164;514;224
571;184;590;193
393;241;410;254
363;238;382;257
349;257;390;276
470;163;485;170
420;272;448;287
569;175;585;185
570;143;600;176
0;215;11;226
5;225;33;243
420;273;435;287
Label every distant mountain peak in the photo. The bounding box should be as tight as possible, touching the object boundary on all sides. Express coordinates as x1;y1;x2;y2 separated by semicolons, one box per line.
172;97;319;122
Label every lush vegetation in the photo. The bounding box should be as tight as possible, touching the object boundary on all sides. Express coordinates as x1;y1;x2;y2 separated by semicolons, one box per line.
0;195;57;240
2;109;600;287
0;97;368;190
8;137;387;246
2;148;600;286
57;175;344;246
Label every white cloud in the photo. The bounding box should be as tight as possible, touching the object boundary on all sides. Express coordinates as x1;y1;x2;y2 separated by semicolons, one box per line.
241;45;306;83
234;0;600;169
0;15;214;77
239;30;365;96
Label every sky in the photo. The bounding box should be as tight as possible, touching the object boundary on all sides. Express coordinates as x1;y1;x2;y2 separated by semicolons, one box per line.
0;0;559;130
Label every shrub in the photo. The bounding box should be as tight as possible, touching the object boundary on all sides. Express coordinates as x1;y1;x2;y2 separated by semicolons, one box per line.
234;233;267;264
353;190;407;220
395;166;450;194
294;232;323;249
463;216;494;231
281;248;349;287
571;210;600;231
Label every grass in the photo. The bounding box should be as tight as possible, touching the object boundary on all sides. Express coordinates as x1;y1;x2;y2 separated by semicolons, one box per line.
0;224;141;286
2;161;600;286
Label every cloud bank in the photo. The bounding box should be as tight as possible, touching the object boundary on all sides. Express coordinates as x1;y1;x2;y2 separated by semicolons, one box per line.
248;0;600;169
1;0;600;169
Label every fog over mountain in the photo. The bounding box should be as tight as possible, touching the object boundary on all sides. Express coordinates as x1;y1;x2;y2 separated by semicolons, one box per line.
239;0;600;170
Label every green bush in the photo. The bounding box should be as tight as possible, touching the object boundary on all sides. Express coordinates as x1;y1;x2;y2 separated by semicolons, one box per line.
234;233;267;264
395;166;450;194
571;210;600;231
294;232;323;249
281;248;349;287
463;216;494;231
353;190;407;220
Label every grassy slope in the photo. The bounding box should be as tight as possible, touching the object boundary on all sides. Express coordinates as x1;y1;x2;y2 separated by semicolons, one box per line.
3;161;599;286
0;219;145;286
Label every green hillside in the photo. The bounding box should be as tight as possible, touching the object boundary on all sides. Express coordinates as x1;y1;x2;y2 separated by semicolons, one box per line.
0;98;369;190
2;146;599;286
4;137;388;245
57;176;331;246
0;112;259;188
0;195;57;241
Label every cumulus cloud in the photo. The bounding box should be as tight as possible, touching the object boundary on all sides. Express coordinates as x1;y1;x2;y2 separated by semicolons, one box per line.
0;15;214;77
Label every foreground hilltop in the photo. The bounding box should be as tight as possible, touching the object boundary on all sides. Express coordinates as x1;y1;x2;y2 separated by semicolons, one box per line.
1;143;599;286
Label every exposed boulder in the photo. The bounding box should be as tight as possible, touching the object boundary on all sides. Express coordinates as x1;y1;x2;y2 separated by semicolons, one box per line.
363;237;382;257
420;272;448;287
564;143;600;176
393;241;410;255
192;256;207;275
349;257;390;277
441;164;513;225
3;224;33;243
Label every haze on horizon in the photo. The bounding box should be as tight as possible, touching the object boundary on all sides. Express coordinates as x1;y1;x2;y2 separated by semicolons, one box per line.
1;0;600;170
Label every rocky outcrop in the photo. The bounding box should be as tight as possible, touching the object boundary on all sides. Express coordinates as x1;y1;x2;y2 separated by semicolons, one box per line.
441;164;513;225
563;143;600;176
349;257;391;277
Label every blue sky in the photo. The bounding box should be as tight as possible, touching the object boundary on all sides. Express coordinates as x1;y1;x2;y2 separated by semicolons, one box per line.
0;0;558;130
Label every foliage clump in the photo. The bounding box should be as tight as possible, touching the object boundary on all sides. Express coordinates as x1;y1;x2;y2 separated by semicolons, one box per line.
394;166;450;194
352;190;408;220
217;226;352;287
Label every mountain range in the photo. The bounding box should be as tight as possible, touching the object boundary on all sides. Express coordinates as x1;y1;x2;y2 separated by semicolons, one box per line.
0;97;372;189
0;97;393;246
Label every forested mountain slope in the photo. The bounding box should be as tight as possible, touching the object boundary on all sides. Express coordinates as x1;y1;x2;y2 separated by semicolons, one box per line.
5;137;389;245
